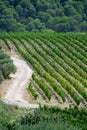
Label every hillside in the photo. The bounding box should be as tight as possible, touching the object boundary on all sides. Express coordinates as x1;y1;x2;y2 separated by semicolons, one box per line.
0;32;87;130
0;0;87;32
0;32;87;108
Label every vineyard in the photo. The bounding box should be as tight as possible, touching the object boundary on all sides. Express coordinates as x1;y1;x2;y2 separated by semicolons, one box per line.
0;32;87;107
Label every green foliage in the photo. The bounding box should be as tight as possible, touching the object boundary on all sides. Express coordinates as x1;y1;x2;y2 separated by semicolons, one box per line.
2;32;87;106
0;32;87;130
32;74;52;100
15;121;80;130
0;0;87;32
1;101;86;130
28;83;38;99
0;50;16;83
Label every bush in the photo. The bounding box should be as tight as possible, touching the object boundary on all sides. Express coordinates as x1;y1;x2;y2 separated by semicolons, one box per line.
0;51;16;83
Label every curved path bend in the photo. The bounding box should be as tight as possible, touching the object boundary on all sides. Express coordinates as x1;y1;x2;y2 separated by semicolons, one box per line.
3;56;39;108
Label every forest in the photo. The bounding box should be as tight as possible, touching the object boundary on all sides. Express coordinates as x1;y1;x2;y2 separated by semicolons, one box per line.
0;0;87;33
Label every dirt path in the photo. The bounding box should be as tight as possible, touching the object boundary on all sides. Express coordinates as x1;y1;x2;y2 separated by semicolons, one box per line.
3;56;39;108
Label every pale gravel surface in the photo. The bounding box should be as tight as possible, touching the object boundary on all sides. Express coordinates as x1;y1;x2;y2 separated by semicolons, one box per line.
3;56;39;108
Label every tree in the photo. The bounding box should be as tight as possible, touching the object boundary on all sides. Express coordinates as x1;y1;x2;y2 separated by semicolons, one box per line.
26;19;45;31
69;17;78;31
0;51;16;83
80;21;87;32
56;8;64;16
64;4;77;16
16;5;23;16
10;22;25;32
55;22;70;32
38;12;51;22
36;0;50;11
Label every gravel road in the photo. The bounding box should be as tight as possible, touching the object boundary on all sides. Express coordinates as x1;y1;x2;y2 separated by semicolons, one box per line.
3;56;39;108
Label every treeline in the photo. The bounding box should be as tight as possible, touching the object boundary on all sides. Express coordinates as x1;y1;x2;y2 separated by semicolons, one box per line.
0;50;16;83
0;0;87;32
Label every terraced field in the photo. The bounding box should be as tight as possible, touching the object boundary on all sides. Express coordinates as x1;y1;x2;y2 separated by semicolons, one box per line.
0;32;87;107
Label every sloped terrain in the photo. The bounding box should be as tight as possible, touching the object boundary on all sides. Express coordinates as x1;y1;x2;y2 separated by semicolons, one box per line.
0;32;87;108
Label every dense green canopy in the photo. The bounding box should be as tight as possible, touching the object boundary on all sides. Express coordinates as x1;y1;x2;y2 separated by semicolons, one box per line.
0;0;87;32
